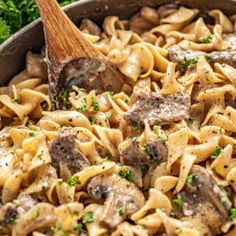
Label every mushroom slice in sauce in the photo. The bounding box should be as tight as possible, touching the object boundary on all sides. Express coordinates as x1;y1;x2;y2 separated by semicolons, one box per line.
124;91;191;126
49;127;90;179
120;138;168;166
79;18;102;36
178;165;232;235
87;174;145;230
25;51;48;80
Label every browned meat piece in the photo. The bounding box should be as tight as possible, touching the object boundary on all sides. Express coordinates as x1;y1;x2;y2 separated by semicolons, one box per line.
124;92;190;126
49;127;90;178
168;34;236;68
168;45;206;64
120;139;168;166
25;51;48;80
157;3;179;19
146;140;168;163
178;165;232;235
120;139;149;165
130;7;159;35
79;18;101;36
87;174;145;230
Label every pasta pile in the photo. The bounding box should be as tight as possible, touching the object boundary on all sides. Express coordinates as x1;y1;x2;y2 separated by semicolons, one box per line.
1;4;236;236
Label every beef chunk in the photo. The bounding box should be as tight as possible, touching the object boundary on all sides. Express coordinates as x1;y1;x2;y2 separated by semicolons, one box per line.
120;139;167;166
129;7;159;35
168;33;236;68
79;18;101;36
178;165;231;235
124;92;190;126
146;140;168;163
49;127;90;177
120;139;149;166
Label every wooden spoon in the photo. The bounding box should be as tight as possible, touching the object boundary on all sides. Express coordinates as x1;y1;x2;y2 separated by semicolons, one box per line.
35;0;125;108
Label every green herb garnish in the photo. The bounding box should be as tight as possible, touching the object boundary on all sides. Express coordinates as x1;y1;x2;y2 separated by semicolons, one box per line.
65;176;81;187
119;207;126;216
186;175;193;185
173;197;184;207
59;89;68;104
211;146;222;158
74;223;83;233
118;169;133;182
91;98;99;112
32;208;40;218
143;144;149;155
82;211;94;224
181;58;198;69
199;35;213;44
229;208;236;221
29;131;36;137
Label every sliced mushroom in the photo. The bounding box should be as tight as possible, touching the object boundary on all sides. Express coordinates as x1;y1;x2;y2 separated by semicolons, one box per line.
79;18;101;36
25;51;48;80
49;127;90;179
87;174;145;230
157;3;179;19
129;7;159;35
178;165;232;235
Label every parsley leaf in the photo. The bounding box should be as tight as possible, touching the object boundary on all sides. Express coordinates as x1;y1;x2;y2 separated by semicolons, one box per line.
118;169;133;182
199;35;213;44
59;89;68;104
0;18;11;43
211;146;222;158
186;175;193;184
91;98;99;112
83;211;94;224
229;208;236;221
173;197;184;207
133;122;141;131
119;207;126;216
181;58;198;69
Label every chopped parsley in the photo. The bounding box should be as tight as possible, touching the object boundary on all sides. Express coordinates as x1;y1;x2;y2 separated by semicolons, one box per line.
119;207;126;216
157;136;167;143
229;208;236;221
82;211;94;224
59;89;68;104
181;58;198;69
173;197;184;207
60;176;81;187
66;176;80;186
133;122;141;131
74;223;83;233
32;208;40;218
186;175;193;185
50;98;58;106
101;155;109;162
118;169;133;182
28;131;36;137
91;98;99;112
77;98;87;112
211;146;222;158
199;35;213;44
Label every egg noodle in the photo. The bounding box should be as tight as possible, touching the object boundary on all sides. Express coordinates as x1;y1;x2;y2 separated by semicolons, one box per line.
1;4;236;236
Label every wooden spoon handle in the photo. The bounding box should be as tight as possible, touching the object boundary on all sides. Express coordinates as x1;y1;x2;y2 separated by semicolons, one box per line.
35;0;101;63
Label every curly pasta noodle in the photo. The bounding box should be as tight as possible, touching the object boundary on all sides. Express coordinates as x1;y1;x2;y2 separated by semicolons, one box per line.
1;3;236;236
